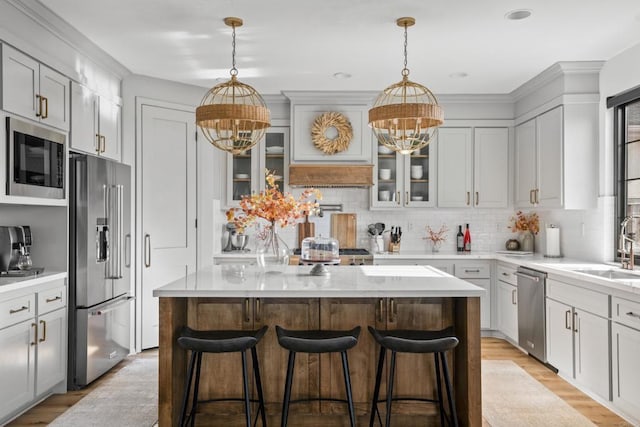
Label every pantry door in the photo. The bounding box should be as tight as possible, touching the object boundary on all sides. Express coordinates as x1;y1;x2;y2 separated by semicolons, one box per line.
138;100;197;349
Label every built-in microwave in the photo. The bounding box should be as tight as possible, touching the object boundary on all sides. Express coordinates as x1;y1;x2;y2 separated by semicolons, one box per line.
6;117;66;199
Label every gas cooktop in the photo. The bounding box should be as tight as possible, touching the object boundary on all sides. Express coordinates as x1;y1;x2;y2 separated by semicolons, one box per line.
293;248;371;256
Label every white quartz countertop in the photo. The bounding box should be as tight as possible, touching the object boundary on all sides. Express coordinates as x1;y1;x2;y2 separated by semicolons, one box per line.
0;271;67;295
153;265;486;298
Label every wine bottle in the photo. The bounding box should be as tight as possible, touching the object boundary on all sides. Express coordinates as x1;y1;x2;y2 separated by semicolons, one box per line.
456;225;464;252
463;224;471;252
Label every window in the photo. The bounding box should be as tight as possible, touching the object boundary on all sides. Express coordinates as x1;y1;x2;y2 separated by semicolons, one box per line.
611;86;640;259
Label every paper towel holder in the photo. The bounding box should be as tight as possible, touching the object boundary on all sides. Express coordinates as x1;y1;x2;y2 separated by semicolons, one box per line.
544;224;562;258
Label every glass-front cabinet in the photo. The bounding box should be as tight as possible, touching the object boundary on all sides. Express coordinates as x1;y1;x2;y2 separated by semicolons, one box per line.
226;127;289;206
372;141;436;208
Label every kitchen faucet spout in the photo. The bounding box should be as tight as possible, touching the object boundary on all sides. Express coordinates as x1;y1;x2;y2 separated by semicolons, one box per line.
620;215;640;270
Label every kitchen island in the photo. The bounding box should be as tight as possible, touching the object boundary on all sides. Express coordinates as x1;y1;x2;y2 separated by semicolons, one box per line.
154;265;485;426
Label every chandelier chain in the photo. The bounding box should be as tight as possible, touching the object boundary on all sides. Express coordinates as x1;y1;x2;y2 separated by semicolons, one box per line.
402;23;409;77
230;23;238;76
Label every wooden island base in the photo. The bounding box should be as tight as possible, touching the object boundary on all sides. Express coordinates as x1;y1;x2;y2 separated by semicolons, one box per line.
158;296;481;426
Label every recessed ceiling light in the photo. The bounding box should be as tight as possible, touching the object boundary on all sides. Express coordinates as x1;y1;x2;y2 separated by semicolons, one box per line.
333;72;352;79
449;72;469;79
505;9;532;20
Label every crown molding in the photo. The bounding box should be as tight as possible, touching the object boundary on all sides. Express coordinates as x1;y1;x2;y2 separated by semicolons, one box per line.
282;90;378;105
437;93;514;104
510;61;604;101
7;0;130;79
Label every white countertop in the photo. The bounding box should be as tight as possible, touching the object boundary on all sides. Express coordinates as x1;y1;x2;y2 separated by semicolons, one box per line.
0;271;67;295
153;264;486;298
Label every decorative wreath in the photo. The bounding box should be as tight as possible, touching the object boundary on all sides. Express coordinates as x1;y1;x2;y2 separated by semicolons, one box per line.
311;112;353;154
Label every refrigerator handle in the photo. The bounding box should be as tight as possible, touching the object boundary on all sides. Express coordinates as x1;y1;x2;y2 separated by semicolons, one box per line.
125;234;131;268
144;234;151;268
116;184;124;278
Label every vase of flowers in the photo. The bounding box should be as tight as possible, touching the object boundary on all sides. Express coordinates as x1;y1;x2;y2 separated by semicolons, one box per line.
424;224;448;253
228;170;321;273
508;211;539;252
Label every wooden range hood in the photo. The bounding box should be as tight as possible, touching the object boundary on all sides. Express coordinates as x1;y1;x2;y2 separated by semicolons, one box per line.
289;164;373;187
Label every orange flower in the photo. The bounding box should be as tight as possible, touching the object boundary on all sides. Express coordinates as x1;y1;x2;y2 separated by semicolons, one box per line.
508;211;539;235
228;170;321;233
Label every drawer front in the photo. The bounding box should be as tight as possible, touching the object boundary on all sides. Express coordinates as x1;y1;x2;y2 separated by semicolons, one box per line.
497;264;517;286
612;296;640;330
547;278;608;317
38;284;66;315
455;262;490;279
0;293;36;329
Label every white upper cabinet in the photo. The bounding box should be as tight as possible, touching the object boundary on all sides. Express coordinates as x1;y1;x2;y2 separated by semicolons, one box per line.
438;127;508;208
1;44;69;131
515;104;597;209
71;82;122;161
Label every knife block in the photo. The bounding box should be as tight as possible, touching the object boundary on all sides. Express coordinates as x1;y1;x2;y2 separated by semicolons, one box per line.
389;241;401;253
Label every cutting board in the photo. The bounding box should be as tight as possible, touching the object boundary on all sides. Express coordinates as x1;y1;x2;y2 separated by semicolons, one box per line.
331;213;357;248
297;217;315;248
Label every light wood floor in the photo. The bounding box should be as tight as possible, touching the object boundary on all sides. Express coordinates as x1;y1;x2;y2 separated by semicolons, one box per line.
7;338;631;426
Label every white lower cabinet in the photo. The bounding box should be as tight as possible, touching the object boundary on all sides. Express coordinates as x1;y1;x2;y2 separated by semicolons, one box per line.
0;320;35;420
612;321;640;421
454;261;491;329
545;278;610;400
35;308;66;394
497;280;518;342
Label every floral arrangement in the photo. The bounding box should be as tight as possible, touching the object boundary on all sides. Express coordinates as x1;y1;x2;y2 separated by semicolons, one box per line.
424;224;449;243
226;170;321;234
509;210;540;234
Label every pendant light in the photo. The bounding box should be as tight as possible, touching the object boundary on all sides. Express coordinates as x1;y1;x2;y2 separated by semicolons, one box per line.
369;17;443;155
196;17;271;155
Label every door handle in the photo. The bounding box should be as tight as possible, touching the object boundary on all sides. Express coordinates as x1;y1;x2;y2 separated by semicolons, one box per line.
9;305;29;314
378;298;384;323
125;234;131;268
31;323;37;346
244;298;250;323
573;311;578;332
36;94;42;117
45;295;62;303
101;135;106;153
514;271;540;282
396;191;401;205
144;234;151;267
529;189;534;205
255;298;261;322
42;96;48;119
39;320;46;343
512;289;517;305
535;189;539;204
405;191;409;206
89;296;134;316
96;134;101;153
626;311;640;320
475;191;479;206
565;310;572;330
389;298;396;323
466;192;470;206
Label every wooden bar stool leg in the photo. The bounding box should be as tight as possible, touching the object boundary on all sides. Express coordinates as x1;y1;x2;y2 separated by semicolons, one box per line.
369;346;386;427
251;347;267;426
434;352;445;426
281;351;296;427
241;350;251;427
385;351;397;427
440;352;458;427
189;352;203;427
179;350;197;426
340;351;356;427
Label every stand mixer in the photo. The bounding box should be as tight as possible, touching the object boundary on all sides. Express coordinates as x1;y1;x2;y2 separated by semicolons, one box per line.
223;223;250;252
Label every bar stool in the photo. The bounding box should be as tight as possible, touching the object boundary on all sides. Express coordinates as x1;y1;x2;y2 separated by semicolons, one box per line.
275;325;361;427
177;325;268;427
368;326;459;427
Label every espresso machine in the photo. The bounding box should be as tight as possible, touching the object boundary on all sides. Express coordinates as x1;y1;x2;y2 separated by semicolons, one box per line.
0;225;35;274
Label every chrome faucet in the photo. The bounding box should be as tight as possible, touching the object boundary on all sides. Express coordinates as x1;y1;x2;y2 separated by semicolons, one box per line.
619;215;640;270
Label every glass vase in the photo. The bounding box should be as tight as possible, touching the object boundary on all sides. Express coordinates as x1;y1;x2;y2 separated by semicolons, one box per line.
256;222;290;274
430;240;442;253
521;231;534;252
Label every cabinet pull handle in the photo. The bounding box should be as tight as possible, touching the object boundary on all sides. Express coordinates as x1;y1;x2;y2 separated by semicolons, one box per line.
255;298;261;322
405;191;409;206
96;134;101;153
529;189;534;205
10;305;28;314
465;269;481;273
389;298;396;323
42;96;49;119
573;311;578;332
378;298;384;323
46;295;62;303
39;320;46;342
36;94;42;117
466;192;470;206
565;310;571;330
144;234;151;267
101;135;106;153
31;323;37;346
502;272;509;276
475;191;479;206
244;298;250;323
626;311;640;320
396;191;401;205
512;289;517;305
535;189;539;204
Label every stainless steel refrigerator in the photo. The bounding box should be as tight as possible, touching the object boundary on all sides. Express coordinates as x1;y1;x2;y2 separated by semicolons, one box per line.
68;153;133;389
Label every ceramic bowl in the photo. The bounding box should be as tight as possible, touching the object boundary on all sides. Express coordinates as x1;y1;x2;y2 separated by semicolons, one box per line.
235;173;249;179
266;146;284;154
411;195;424;201
378;145;393;154
379;169;391;180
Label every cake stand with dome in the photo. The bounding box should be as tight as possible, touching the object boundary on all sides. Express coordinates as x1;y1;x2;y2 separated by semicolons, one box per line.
299;236;340;276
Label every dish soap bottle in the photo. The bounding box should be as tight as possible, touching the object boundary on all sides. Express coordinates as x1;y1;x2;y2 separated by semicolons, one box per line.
456;225;464;252
463;224;471;252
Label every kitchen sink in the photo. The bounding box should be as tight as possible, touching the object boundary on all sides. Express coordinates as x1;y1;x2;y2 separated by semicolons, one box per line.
571;269;640;280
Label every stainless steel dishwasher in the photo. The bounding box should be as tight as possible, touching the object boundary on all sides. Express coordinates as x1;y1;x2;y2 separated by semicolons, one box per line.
516;266;548;362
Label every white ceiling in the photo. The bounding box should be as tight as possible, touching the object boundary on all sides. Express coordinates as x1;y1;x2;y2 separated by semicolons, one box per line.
39;0;640;95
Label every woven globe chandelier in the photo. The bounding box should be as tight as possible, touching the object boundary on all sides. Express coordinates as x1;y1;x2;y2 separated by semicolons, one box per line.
368;17;444;155
196;17;270;155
